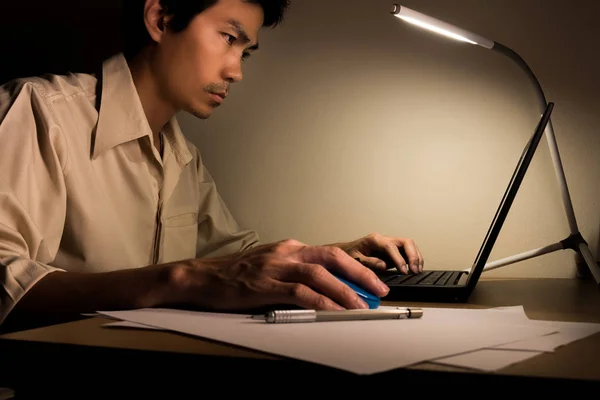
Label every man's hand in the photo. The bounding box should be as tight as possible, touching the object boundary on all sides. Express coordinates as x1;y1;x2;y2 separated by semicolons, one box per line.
330;233;423;274
169;239;391;312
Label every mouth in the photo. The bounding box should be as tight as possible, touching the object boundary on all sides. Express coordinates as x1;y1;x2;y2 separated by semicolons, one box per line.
209;92;227;105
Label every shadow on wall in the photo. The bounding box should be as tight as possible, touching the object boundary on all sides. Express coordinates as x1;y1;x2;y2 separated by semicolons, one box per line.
0;0;123;85
596;218;600;270
574;218;600;279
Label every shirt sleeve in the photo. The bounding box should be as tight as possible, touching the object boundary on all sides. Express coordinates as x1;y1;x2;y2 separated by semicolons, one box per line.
0;80;68;325
193;153;260;259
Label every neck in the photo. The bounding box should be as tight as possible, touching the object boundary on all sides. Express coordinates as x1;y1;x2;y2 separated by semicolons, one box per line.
127;49;176;151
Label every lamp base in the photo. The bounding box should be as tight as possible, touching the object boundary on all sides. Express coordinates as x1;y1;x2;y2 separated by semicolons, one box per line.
574;252;593;280
574;238;600;285
471;233;600;286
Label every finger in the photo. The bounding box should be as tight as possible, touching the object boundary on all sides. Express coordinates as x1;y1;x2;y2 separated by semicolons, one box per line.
398;239;421;274
363;236;409;274
353;253;387;271
402;240;423;272
384;244;410;274
274;281;346;311
282;263;370;310
415;243;424;272
312;247;390;298
377;237;421;274
372;241;408;274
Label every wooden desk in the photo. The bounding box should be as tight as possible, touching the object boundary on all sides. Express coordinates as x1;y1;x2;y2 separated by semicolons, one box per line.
1;278;599;397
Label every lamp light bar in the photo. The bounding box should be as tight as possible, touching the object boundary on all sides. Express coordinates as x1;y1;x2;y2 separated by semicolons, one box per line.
391;4;494;49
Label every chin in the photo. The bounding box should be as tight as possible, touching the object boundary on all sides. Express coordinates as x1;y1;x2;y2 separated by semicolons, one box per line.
187;106;213;119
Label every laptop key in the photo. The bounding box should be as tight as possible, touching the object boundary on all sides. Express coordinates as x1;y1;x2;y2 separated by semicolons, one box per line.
398;271;432;285
418;271;446;285
384;272;426;285
440;271;460;286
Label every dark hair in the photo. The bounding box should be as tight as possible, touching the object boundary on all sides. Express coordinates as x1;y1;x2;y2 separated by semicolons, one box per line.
121;0;291;59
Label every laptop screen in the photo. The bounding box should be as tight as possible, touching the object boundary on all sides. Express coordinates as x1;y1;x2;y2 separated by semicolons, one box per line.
464;103;555;287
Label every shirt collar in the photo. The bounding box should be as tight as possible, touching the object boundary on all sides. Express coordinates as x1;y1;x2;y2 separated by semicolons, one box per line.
92;53;192;165
163;114;194;166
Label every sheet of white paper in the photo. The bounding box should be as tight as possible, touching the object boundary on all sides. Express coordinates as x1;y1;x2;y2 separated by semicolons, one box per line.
96;306;556;375
431;306;600;370
97;305;600;373
100;305;533;331
103;321;164;330
432;348;545;371
492;320;600;352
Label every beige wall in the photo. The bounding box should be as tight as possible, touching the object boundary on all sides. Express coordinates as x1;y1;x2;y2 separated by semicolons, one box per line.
178;0;600;279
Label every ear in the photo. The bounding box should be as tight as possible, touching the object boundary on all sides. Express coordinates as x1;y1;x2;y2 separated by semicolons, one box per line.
143;0;168;43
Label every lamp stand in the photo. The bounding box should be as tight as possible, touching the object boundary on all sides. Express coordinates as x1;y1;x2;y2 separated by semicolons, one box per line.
466;42;600;285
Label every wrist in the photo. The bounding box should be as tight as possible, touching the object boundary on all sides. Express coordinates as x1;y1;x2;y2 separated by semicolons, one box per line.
136;263;190;308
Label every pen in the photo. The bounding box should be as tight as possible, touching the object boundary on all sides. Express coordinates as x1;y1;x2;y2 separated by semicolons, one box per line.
252;307;423;323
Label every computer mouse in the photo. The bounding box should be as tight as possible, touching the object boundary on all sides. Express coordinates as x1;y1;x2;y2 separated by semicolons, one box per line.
333;274;381;309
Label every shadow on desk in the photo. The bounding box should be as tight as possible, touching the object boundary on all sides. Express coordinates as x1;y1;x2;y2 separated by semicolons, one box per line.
0;340;598;398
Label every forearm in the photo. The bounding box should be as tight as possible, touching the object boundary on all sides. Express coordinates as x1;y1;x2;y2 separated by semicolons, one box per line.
1;264;178;332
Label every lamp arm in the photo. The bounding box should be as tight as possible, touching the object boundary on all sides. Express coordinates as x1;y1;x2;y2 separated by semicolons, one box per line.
491;42;548;112
490;42;579;236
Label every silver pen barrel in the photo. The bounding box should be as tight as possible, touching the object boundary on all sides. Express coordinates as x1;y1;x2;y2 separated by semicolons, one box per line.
264;308;422;323
265;310;317;323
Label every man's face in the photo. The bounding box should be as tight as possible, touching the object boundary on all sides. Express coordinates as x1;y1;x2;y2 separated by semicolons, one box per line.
154;0;263;118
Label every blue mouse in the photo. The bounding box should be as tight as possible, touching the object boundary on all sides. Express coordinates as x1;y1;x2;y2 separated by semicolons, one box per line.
333;274;381;309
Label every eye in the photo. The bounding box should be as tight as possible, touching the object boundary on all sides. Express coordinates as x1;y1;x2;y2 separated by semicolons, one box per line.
241;52;251;62
222;33;236;45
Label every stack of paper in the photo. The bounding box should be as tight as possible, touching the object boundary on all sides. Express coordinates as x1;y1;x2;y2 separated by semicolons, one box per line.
94;305;600;375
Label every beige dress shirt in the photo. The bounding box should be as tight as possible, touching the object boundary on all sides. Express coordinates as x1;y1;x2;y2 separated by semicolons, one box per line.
0;53;259;324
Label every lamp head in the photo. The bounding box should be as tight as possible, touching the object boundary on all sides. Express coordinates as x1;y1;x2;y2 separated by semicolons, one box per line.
391;4;494;49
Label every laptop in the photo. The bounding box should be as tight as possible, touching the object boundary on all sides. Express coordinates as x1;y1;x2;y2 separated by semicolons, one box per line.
377;102;555;303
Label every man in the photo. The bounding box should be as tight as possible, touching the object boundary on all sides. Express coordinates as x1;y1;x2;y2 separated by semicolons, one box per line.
0;0;423;332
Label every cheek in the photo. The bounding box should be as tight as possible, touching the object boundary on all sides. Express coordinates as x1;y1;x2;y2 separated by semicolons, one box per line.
156;45;204;104
186;34;225;77
156;58;187;104
155;32;224;107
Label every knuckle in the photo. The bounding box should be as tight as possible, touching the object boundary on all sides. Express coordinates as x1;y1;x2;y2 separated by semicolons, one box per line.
314;295;330;310
366;268;379;281
326;246;344;259
167;263;189;290
303;263;327;281
340;281;357;299
274;240;291;253
366;232;379;243
275;238;302;252
289;283;308;299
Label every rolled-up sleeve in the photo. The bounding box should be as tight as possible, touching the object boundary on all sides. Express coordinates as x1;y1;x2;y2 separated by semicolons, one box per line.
0;81;68;325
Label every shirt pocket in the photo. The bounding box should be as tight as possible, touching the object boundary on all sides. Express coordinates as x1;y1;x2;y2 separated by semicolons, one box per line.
161;212;198;263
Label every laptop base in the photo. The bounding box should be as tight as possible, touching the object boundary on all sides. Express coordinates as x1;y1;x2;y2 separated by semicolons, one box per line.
377;270;472;303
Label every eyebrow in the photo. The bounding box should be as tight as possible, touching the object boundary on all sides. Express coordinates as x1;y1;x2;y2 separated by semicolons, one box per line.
227;19;260;51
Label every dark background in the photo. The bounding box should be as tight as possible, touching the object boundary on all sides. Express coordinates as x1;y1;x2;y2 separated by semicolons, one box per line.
0;0;123;85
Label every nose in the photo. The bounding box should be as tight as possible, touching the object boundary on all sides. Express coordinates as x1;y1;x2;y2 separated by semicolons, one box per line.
223;55;243;83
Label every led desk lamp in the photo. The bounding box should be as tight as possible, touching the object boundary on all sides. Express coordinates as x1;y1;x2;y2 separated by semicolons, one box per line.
390;4;600;284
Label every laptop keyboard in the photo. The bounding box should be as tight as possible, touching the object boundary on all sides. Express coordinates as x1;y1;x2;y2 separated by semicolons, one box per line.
381;270;462;286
